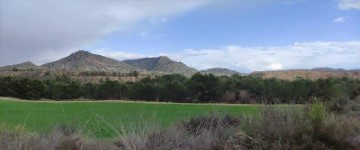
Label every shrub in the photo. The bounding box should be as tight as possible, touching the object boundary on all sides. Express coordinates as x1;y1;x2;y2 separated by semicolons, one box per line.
239;105;358;149
0;124;114;150
242;106;312;149
115;114;241;150
307;101;326;131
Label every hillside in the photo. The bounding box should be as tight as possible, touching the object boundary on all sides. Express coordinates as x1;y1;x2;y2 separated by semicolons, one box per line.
123;56;197;76
200;68;240;76
252;69;360;80
41;50;143;73
0;61;43;70
311;67;345;72
2;50;360;81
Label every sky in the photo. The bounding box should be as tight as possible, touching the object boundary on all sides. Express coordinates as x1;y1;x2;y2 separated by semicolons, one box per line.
0;0;359;73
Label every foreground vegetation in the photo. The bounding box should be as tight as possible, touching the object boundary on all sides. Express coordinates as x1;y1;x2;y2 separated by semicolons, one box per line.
0;98;263;138
1;73;359;104
1;102;359;150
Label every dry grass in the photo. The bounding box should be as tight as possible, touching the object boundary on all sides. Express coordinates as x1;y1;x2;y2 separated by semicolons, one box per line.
115;113;241;150
0;125;115;150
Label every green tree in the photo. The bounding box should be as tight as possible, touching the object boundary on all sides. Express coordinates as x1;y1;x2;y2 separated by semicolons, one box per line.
187;73;221;102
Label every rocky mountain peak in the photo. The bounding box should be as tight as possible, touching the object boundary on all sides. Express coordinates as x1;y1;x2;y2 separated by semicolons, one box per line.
41;50;143;72
69;50;92;57
123;56;197;76
0;61;42;70
157;56;172;63
21;61;36;65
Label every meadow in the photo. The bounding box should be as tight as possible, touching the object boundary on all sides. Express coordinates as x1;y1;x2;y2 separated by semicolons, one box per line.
0;97;268;138
1;97;359;149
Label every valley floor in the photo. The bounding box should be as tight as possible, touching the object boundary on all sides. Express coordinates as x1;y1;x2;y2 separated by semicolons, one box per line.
1;97;358;149
0;97;272;138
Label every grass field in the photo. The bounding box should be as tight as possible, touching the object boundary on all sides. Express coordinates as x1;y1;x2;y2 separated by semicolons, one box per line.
0;98;300;138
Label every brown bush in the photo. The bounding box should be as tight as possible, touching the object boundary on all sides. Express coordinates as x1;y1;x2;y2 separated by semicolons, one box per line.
240;106;360;150
0;125;115;150
115;114;241;150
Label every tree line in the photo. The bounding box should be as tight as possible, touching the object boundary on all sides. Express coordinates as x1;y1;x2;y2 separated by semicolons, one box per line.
0;73;359;103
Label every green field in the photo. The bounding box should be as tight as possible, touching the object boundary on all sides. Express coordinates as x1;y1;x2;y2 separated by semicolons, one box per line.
0;98;300;138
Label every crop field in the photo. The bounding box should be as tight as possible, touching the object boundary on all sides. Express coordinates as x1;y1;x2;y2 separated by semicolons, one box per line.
0;98;301;138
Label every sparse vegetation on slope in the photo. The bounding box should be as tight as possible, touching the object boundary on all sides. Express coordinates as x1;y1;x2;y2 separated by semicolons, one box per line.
0;61;43;71
252;69;360;80
123;56;198;76
201;67;241;76
41;50;143;73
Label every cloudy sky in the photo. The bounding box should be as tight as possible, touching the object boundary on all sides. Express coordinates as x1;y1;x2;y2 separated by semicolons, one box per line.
0;0;359;73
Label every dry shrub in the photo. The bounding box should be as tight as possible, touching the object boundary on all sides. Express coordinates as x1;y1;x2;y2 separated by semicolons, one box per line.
182;113;239;135
224;130;257;150
0;124;39;150
322;115;360;149
0;125;115;150
222;91;236;103
240;105;360;150
328;98;360;117
115;133;147;150
115;114;241;150
0;131;30;150
46;125;115;150
179;114;240;149
242;107;312;149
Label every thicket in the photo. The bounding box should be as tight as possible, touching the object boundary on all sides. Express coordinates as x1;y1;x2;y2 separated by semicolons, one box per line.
0;73;359;103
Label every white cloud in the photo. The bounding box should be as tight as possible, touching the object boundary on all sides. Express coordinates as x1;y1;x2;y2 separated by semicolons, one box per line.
270;63;283;70
333;17;346;23
0;0;210;66
162;41;360;73
338;0;360;10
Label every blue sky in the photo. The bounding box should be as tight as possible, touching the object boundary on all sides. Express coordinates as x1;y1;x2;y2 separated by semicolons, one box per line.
1;0;359;72
98;0;359;52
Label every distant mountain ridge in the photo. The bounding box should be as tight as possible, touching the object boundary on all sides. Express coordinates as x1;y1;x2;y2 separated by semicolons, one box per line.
41;50;143;73
200;68;240;76
123;56;197;76
252;69;360;80
0;61;43;70
0;50;200;76
1;50;359;80
311;67;346;72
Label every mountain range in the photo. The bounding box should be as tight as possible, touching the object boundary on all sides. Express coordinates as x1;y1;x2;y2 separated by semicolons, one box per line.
123;56;197;76
0;50;239;76
1;50;359;80
200;68;242;76
41;50;143;73
0;61;43;71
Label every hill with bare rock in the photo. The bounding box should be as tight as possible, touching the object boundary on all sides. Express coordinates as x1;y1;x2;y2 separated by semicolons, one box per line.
200;68;242;76
251;69;360;80
41;50;143;73
0;61;44;71
2;50;360;82
123;56;197;76
311;67;346;72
